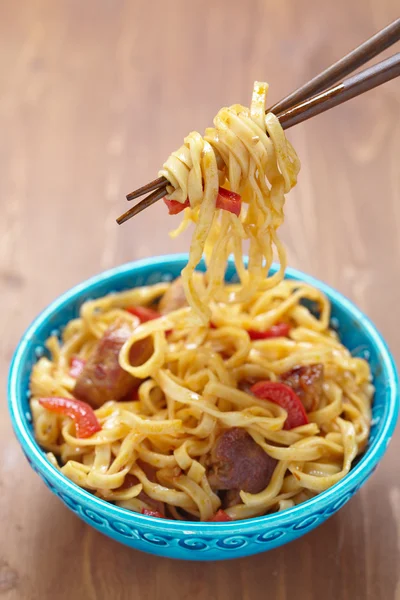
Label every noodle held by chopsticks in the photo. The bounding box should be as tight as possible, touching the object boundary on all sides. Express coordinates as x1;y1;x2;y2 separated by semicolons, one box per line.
159;82;300;322
29;81;373;522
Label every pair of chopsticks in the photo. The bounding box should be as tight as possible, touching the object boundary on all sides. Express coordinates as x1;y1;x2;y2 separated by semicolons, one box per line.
117;18;400;225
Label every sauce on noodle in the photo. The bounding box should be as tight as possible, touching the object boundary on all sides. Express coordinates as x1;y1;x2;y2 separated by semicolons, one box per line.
30;82;373;521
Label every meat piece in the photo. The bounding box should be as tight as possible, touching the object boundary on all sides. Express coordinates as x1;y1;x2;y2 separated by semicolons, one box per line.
139;495;165;517
119;473;139;490
137;459;158;483
281;364;324;412
237;379;258;395
223;489;242;508
207;428;277;494
137;461;166;515
158;277;188;314
74;321;153;408
119;471;165;516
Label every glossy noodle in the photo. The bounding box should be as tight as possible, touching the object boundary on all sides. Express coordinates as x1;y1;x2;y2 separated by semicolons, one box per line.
30;82;373;522
159;81;300;323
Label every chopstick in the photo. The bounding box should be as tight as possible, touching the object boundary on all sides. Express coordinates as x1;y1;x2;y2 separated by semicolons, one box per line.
277;52;400;129
267;18;400;115
117;186;167;225
126;177;166;202
117;19;400;224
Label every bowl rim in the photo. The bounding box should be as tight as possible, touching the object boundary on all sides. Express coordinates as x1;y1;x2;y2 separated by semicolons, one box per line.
8;253;399;533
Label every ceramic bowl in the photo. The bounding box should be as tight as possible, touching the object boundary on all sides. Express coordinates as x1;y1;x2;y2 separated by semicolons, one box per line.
8;254;399;560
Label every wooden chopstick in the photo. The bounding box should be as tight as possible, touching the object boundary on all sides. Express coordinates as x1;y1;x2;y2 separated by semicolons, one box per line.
278;52;400;130
268;18;400;115
126;176;166;201
117;186;167;224
118;20;400;224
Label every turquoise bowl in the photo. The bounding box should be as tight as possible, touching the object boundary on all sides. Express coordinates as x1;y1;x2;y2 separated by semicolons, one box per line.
8;254;399;560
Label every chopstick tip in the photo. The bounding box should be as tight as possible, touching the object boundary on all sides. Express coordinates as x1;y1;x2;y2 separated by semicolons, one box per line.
117;185;167;224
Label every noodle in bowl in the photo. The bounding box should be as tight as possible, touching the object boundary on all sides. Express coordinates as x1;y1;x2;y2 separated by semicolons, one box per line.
8;255;399;561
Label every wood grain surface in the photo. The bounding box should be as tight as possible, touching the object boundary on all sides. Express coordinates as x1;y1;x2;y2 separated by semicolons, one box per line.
1;1;399;598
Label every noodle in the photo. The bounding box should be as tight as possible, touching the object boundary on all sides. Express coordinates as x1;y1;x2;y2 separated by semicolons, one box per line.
30;278;373;521
29;81;373;522
159;81;300;323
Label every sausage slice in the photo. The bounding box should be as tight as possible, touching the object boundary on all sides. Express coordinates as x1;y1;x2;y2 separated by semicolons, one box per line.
74;321;153;407
281;364;324;412
158;277;188;314
207;428;277;494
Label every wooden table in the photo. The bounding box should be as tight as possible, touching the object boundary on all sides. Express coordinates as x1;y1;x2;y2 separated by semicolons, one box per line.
1;1;399;598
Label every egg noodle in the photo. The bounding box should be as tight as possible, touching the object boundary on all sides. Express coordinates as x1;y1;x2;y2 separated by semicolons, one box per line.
159;81;300;323
30;82;373;521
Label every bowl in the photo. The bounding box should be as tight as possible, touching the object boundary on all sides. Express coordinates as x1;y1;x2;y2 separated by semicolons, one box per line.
8;254;399;561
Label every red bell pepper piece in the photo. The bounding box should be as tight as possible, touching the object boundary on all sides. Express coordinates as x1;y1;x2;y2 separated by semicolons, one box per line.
69;356;86;378
216;187;241;216
248;323;291;340
208;509;232;522
126;305;161;322
164;198;190;215
38;397;102;439
164;188;241;217
250;381;308;430
142;508;165;518
126;305;172;336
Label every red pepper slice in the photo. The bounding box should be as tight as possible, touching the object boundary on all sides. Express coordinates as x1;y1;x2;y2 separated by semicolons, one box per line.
216;188;241;216
250;381;309;430
208;509;232;522
38;397;102;438
126;305;161;322
69;356;86;378
142;508;165;518
248;323;291;340
164;187;241;217
126;305;172;335
164;198;190;215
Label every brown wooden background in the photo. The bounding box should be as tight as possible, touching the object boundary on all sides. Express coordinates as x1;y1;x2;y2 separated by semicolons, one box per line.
1;1;399;598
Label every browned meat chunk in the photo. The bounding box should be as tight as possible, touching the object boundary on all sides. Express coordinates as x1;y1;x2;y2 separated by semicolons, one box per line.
158;277;188;314
281;363;324;412
207;428;277;494
223;489;242;508
138;491;165;516
237;379;258;395
74;321;153;408
120;467;165;516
